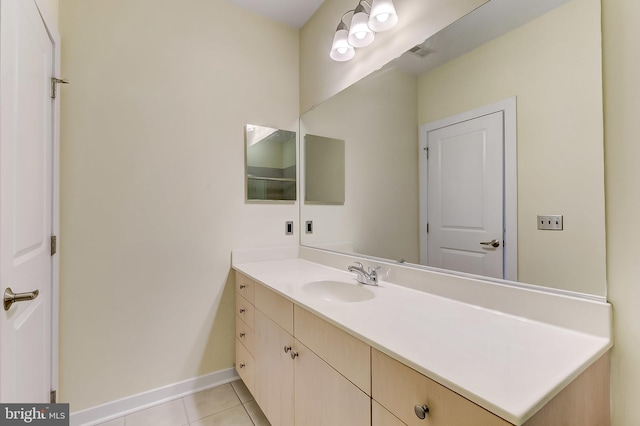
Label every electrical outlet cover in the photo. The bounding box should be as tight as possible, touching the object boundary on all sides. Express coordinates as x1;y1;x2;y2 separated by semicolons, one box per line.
537;215;563;230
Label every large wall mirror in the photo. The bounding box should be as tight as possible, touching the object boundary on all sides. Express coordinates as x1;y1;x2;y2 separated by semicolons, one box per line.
299;0;606;298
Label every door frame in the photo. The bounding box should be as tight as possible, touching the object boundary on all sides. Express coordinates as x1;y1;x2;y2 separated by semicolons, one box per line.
33;0;61;397
419;97;517;281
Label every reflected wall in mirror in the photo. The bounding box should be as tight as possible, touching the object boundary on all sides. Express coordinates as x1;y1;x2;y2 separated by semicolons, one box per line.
245;124;296;202
299;0;606;297
305;135;345;205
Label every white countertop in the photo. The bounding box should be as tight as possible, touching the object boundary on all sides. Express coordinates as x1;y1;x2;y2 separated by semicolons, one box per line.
233;255;611;425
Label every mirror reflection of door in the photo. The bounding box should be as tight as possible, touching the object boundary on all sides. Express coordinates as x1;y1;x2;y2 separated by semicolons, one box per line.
419;100;517;280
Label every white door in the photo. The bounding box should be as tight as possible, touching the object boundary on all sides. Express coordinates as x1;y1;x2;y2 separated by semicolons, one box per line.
0;0;55;402
421;111;504;279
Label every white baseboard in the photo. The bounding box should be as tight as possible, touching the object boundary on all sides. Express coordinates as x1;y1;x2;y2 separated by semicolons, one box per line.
69;368;239;426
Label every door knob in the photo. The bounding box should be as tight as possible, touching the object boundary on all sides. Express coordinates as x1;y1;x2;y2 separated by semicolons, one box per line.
480;239;500;248
3;287;39;311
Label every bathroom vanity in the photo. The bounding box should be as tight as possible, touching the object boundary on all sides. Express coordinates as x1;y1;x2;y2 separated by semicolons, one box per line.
232;247;612;426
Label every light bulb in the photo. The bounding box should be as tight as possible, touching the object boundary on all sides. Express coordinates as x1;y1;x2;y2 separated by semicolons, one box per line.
355;31;367;40
376;13;390;23
337;47;348;55
368;0;398;32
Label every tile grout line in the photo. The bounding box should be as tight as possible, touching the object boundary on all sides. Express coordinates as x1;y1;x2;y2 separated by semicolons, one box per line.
180;396;189;426
241;402;257;426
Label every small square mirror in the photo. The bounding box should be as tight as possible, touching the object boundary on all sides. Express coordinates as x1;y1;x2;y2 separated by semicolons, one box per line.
245;124;297;202
304;134;345;205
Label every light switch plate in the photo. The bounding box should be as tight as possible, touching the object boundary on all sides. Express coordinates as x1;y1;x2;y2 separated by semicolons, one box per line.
537;215;563;230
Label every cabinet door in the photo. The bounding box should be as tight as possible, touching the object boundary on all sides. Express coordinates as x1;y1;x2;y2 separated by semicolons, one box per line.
255;310;295;426
294;305;371;395
294;339;371;426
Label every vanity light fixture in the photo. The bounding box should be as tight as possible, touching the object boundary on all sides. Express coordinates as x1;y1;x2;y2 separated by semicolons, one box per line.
329;0;398;62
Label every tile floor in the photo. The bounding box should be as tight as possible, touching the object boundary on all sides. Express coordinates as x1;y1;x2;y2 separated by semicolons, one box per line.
97;380;270;426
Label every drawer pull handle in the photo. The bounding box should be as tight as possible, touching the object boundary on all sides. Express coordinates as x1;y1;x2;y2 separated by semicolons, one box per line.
284;345;292;353
239;363;246;369
239;333;246;338
414;404;429;420
290;351;299;359
240;285;247;289
239;308;246;313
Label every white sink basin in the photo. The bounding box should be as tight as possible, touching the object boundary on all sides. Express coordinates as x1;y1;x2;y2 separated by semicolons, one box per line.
302;280;375;303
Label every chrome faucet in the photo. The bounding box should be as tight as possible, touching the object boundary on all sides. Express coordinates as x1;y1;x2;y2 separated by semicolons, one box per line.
348;262;379;286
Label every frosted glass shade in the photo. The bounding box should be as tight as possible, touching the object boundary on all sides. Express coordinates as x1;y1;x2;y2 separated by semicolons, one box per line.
348;8;375;48
368;0;398;32
330;28;355;62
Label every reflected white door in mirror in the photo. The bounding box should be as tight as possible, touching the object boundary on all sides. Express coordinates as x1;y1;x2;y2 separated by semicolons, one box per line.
419;98;517;280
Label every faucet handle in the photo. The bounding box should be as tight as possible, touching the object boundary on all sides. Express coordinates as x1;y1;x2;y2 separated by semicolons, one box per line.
354;261;364;268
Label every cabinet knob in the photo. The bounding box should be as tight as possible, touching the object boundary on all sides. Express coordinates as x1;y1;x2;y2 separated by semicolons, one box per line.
239;308;246;313
240;285;247;289
239;363;246;369
414;404;429;420
290;351;299;359
283;345;292;353
239;333;246;338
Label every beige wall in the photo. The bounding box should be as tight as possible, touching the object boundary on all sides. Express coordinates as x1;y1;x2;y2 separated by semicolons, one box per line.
42;0;58;24
299;0;488;112
58;0;299;411
418;0;605;295
602;0;640;424
300;69;419;263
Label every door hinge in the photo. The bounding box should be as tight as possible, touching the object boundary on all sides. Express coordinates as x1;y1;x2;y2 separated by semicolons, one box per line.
426;223;429;233
51;235;57;256
51;77;69;99
50;390;57;403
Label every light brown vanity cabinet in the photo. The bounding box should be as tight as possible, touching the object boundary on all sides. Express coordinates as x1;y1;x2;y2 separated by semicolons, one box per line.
235;272;610;426
236;272;370;426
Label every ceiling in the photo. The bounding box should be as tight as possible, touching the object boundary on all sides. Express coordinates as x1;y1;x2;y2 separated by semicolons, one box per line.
225;0;326;29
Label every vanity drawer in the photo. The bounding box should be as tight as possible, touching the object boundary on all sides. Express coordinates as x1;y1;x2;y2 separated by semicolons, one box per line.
255;283;293;334
294;305;371;395
236;272;255;303
372;349;509;426
236;315;255;354
236;294;255;330
236;338;255;395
